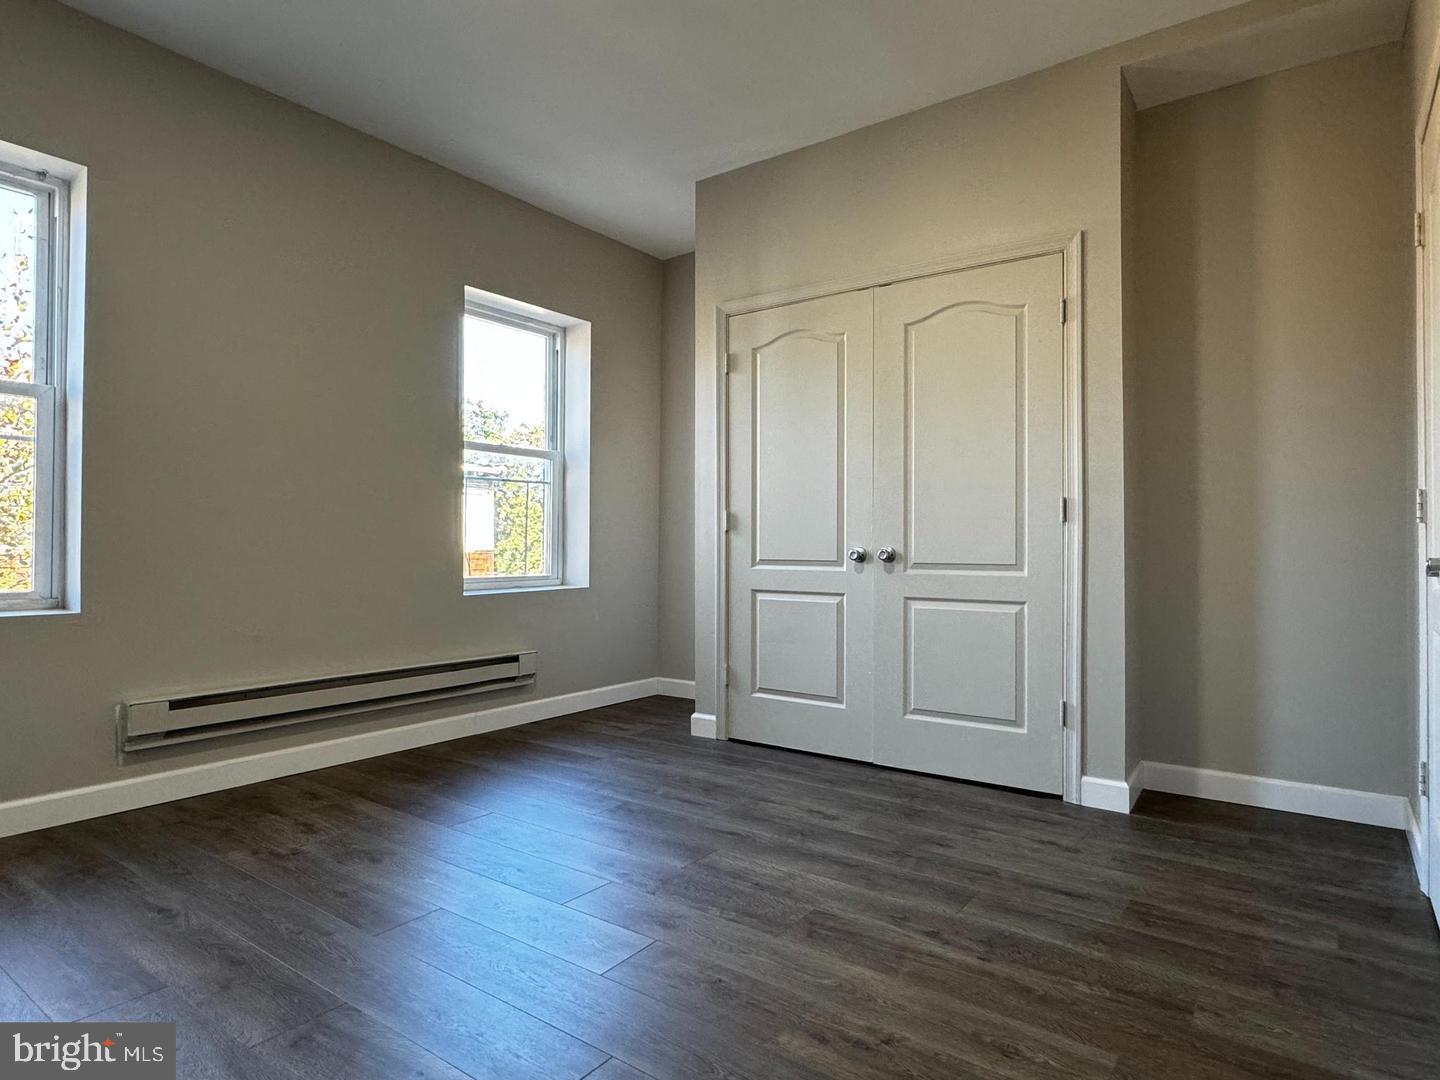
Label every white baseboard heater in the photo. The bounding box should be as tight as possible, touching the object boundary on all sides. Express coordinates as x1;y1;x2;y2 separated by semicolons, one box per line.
119;650;538;752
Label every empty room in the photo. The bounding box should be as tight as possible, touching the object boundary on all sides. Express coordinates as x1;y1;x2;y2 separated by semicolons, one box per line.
1;0;1438;1076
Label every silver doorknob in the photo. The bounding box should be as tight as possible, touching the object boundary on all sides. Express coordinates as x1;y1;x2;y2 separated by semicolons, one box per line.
877;547;898;563
847;547;868;563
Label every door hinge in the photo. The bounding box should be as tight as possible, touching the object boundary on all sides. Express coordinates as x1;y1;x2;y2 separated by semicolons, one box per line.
1419;489;1428;525
1061;496;1069;524
1422;760;1430;799
724;666;732;689
1060;700;1068;728
1418;212;1427;249
722;509;732;534
724;353;734;375
1060;297;1068;324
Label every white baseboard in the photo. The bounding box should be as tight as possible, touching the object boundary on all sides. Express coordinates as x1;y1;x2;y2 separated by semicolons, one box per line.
1408;801;1428;893
1142;761;1409;830
1079;763;1143;814
656;677;696;699
14;682;1412;846
0;677;667;840
690;712;718;739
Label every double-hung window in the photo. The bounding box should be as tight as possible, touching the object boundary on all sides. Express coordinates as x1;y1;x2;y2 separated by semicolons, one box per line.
461;300;565;590
1;160;69;611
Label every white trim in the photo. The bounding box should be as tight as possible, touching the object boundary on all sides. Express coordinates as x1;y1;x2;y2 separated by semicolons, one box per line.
463;582;587;598
1408;800;1428;893
708;231;1087;802
1415;57;1436;916
0;677;666;840
460;290;576;593
713;231;1085;318
709;296;728;741
1060;234;1085;804
0;156;71;610
1079;763;1142;814
1142;762;1409;830
463;440;559;462
656;677;696;699
1416;42;1440;920
690;712;718;739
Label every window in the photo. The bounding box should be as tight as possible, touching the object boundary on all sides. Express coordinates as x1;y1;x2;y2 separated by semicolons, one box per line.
461;300;565;589
0;159;70;612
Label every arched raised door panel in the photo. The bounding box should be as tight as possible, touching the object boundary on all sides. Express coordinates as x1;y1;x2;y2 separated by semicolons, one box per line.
903;302;1027;572
751;329;847;567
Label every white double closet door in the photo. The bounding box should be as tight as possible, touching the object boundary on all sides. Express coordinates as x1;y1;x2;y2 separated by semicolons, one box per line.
726;254;1067;793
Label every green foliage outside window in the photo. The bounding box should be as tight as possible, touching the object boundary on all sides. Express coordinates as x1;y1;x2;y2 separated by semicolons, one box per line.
464;400;547;577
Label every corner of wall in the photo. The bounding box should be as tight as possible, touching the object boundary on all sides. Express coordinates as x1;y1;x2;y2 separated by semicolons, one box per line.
659;252;697;682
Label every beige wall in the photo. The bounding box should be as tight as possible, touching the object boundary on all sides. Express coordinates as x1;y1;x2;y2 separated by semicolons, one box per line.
1411;0;1440;120
1131;44;1415;795
659;253;695;681
0;0;663;801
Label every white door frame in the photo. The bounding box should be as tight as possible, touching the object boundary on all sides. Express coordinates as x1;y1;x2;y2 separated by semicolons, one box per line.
1411;53;1440;897
708;231;1087;802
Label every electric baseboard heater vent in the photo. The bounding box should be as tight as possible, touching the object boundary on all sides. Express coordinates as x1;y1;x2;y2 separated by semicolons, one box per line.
119;650;538;752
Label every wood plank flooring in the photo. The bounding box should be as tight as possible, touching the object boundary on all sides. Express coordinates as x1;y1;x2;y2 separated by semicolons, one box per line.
1;694;1437;1079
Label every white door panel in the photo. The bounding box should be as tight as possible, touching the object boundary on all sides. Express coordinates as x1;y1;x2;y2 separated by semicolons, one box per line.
753;591;845;702
1424;130;1440;920
727;291;874;760
906;599;1024;725
754;332;847;564
907;303;1024;569
873;255;1066;792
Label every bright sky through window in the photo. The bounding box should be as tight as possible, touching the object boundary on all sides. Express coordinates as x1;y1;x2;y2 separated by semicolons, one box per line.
462;316;547;445
0;183;36;384
1;179;40;596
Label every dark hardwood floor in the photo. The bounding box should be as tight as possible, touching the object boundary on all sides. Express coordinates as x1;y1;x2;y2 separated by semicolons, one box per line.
1;695;1437;1079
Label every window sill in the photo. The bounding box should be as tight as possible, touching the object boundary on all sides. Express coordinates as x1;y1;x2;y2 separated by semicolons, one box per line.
463;583;587;598
0;605;80;619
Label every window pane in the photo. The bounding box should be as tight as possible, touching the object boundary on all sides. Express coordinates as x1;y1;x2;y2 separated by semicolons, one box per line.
462;315;549;449
0;183;39;384
0;391;35;438
463;449;551;579
0;393;38;592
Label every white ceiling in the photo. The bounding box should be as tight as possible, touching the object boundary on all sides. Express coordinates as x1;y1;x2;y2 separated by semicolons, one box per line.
64;1;1255;257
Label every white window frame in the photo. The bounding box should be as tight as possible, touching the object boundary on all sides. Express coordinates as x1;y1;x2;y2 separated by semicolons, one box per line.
0;160;69;612
462;299;566;591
